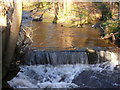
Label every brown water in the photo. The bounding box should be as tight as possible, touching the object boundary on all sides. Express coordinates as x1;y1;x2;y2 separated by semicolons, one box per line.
27;22;115;50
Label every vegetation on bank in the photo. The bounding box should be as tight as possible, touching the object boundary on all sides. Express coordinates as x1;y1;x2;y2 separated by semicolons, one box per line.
23;2;103;27
96;2;120;46
101;20;120;46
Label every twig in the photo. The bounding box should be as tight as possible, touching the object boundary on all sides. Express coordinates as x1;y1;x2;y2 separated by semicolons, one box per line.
101;32;119;42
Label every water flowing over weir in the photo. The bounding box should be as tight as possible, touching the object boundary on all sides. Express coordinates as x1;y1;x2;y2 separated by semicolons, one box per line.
25;50;88;65
24;48;120;65
7;11;120;88
8;50;120;88
9;47;119;88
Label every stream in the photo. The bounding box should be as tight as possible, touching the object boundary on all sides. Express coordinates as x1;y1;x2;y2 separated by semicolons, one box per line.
23;21;115;51
7;11;120;88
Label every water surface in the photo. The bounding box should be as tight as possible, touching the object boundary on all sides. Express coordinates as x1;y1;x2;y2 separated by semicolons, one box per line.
27;22;115;50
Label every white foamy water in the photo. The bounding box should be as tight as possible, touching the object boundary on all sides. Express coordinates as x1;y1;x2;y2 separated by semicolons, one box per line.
8;64;89;88
8;61;119;89
99;51;120;70
8;51;120;88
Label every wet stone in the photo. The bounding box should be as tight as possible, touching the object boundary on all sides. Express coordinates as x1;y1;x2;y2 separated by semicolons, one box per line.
72;70;120;88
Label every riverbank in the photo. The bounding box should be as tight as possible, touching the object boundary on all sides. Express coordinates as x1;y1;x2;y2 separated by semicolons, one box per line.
101;19;120;47
23;2;103;27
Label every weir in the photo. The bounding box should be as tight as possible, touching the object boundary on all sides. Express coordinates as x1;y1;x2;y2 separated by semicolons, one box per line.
8;48;120;88
24;48;120;65
7;10;120;88
21;22;120;66
21;20;119;66
0;0;120;89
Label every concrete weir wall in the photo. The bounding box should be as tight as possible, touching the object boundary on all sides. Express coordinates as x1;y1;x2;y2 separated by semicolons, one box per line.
24;48;120;65
0;27;2;89
1;0;22;80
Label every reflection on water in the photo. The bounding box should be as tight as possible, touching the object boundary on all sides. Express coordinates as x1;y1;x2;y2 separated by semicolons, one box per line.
27;22;115;50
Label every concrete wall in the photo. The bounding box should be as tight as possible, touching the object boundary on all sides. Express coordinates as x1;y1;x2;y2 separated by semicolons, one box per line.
0;27;2;90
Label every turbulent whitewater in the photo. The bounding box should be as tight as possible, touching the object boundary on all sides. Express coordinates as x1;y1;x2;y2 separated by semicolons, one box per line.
8;54;120;88
7;64;104;88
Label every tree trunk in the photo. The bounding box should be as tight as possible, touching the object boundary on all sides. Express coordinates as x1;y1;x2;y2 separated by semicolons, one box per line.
67;0;72;13
118;1;120;20
63;0;67;14
53;2;59;24
63;0;72;14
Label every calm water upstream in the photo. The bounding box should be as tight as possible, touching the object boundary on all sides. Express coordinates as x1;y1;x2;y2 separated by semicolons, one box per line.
25;21;115;50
